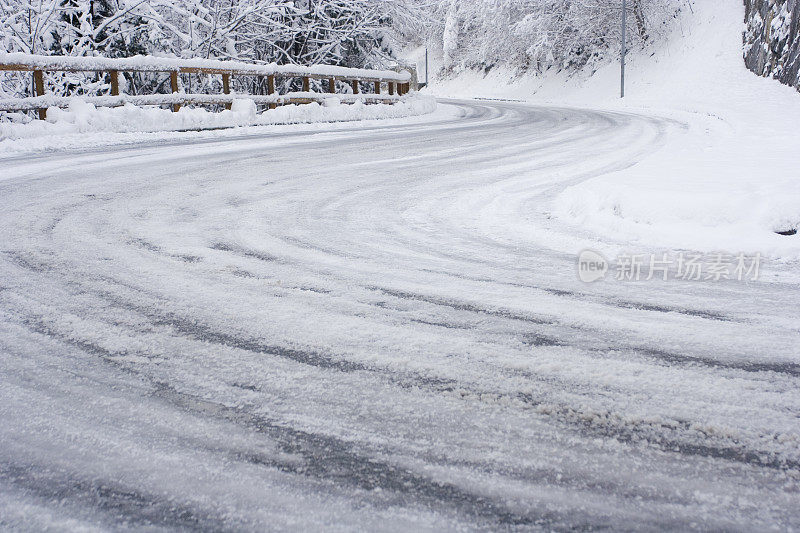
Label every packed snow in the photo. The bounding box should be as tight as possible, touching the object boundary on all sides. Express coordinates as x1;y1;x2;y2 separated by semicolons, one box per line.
2;98;799;530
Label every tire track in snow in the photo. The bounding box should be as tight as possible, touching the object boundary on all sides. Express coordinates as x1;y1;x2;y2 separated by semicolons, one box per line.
13;271;800;475
10;316;584;530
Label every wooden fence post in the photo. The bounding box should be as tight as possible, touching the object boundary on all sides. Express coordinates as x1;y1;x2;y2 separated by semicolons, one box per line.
33;70;46;120
374;81;380;94
328;78;335;93
170;70;181;112
388;82;395;96
302;76;310;92
267;74;276;109
351;79;359;95
222;73;231;110
109;70;119;96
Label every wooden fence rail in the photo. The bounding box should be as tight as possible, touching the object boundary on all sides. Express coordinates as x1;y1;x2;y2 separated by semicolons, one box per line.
0;53;413;120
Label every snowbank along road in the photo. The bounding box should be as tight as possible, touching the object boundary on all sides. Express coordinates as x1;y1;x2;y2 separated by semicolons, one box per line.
1;100;799;531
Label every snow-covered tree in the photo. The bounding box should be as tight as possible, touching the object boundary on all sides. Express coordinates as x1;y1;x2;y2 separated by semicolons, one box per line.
0;0;406;99
394;0;679;75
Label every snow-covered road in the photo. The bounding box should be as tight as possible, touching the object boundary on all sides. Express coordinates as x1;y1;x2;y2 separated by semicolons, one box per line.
1;100;799;530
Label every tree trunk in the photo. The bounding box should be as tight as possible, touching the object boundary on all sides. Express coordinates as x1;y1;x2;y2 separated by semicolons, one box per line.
632;0;647;40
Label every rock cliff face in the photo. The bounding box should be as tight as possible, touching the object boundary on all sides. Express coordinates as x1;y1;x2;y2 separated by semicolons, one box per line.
744;0;800;90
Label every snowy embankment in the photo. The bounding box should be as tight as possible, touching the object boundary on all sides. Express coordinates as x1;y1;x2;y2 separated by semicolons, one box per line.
424;0;800;260
0;93;435;144
0;93;436;153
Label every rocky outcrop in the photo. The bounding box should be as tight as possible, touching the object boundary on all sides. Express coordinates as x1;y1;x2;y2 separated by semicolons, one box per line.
744;0;800;90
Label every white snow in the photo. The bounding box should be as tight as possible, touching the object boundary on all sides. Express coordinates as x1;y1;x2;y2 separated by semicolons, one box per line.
0;52;412;81
0;91;403;112
1;3;799;529
1;96;798;529
0;93;437;151
425;0;800;260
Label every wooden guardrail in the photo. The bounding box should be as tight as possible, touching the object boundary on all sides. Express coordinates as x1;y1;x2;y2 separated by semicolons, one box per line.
0;53;414;120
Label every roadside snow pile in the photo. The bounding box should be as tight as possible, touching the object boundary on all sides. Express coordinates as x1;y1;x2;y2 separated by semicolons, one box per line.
0;93;435;141
426;0;800;259
553;157;800;256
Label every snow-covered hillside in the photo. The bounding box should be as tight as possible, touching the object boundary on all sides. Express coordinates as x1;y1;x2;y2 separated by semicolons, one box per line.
423;0;800;260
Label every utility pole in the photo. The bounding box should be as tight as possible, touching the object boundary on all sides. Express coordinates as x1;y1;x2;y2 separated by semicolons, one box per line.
621;0;627;98
425;47;429;86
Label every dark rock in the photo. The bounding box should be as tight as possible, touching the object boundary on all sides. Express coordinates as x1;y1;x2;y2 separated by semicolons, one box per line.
744;0;800;90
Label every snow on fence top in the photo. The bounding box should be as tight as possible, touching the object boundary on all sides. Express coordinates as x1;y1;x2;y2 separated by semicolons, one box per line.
0;92;402;112
0;53;412;82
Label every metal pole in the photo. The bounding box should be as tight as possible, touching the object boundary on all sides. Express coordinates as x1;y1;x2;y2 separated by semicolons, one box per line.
425;47;429;85
621;0;627;98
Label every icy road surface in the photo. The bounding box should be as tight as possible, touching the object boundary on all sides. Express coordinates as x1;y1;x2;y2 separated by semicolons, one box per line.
1;100;799;531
